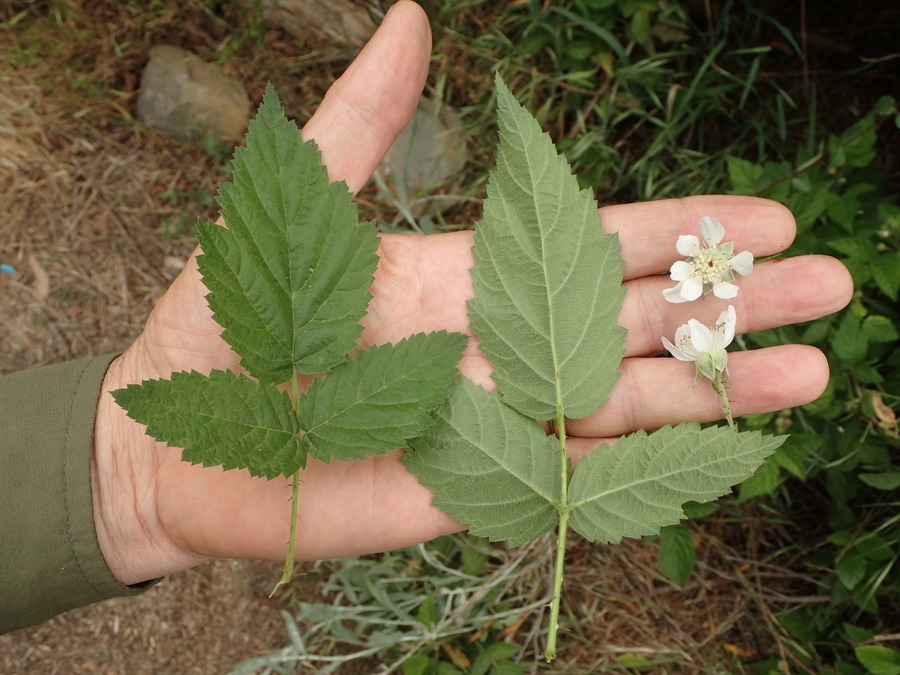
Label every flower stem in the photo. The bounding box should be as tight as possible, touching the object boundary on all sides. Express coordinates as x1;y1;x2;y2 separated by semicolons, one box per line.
713;373;735;429
546;412;569;661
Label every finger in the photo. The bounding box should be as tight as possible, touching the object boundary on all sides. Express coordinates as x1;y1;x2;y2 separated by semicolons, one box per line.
601;195;797;280
301;0;432;194
567;345;828;438
621;254;854;356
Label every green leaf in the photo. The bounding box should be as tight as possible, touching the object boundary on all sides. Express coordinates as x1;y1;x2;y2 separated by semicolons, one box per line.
627;9;651;44
871;253;900;300
845;622;877;642
461;540;489;576
737;456;781;502
836;549;867;590
405;379;561;546
298;332;467;462
471;643;522;675
568;425;784;543
197;85;379;384
855;646;900;675
468;75;626;420
657;525;696;587
113;369;303;478
828;237;879;261
415;594;439;627
726;155;766;195
859;472;900;491
681;501;719;519
863;315;898;343
833;313;869;363
403;655;433;675
874;95;896;116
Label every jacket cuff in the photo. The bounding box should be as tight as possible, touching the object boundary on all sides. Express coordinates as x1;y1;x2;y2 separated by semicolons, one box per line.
0;354;156;635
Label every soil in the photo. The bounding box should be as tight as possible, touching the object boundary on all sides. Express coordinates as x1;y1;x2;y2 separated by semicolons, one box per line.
0;2;353;672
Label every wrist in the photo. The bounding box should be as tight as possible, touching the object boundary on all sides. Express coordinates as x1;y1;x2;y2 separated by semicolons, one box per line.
92;343;208;585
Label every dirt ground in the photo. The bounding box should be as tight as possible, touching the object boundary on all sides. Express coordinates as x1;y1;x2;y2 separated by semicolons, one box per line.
0;560;291;673
0;1;882;673
0;3;350;672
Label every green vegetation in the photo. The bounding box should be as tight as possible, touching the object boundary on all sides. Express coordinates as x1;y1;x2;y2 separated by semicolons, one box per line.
286;1;898;672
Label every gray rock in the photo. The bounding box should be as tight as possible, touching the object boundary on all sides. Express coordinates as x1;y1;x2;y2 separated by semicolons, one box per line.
258;0;376;47
382;97;468;198
136;45;250;143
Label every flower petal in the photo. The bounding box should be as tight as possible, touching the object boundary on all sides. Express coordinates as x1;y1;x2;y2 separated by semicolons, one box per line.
663;282;690;303
699;216;725;246
662;336;695;361
675;235;700;257
718;304;737;347
712;281;739;299
673;323;695;351
669;260;693;281
680;276;703;301
729;250;754;276
687;319;713;353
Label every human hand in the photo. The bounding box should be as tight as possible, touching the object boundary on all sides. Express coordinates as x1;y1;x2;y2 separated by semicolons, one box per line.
91;1;853;585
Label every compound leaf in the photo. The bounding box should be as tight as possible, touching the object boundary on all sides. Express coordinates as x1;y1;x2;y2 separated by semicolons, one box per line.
113;369;304;479
197;84;378;384
405;378;561;546
568;425;785;543
298;332;467;462
468;75;626;420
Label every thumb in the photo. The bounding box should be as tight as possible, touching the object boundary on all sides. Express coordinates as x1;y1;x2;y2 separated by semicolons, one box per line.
301;0;432;194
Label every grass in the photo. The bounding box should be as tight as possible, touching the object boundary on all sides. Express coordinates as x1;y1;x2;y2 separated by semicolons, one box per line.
1;0;898;673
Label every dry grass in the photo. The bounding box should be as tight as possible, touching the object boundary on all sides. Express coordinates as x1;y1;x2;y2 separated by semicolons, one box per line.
552;516;819;674
0;560;290;674
0;0;355;373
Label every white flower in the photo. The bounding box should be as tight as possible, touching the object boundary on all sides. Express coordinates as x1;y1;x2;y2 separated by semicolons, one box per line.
663;216;754;303
661;305;736;382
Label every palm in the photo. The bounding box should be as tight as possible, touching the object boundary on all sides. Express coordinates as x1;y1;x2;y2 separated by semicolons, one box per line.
121;232;482;568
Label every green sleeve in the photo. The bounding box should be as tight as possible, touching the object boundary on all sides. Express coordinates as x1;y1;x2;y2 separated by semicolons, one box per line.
0;354;156;635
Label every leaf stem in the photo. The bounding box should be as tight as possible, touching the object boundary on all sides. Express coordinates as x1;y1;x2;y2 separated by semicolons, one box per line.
546;412;569;661
272;469;301;597
272;373;304;597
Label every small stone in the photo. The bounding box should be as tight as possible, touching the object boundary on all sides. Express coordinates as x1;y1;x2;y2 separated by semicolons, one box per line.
257;0;375;47
382;97;468;198
136;45;250;144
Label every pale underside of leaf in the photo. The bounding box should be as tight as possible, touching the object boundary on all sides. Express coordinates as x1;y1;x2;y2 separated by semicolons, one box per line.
298;331;467;462
113;369;304;479
468;76;626;421
404;378;562;546
567;424;785;543
197;85;379;385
